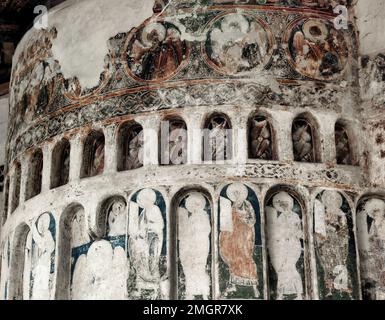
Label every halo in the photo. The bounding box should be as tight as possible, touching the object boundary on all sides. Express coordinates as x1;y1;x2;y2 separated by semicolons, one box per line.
227;183;248;203
303;20;328;43
141;22;167;47
137;188;157;207
272;192;294;211
365;198;385;220
221;13;249;34
37;213;51;233
322;191;343;209
185;192;206;212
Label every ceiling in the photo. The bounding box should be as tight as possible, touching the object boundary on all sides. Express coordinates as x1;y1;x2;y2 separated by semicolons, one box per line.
0;0;65;95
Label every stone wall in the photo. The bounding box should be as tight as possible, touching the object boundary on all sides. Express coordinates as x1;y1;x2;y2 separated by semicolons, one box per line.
0;0;384;300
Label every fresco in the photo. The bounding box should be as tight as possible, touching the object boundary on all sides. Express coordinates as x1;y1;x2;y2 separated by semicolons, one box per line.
292;118;316;163
126;21;189;82
249;116;273;160
357;198;385;300
286;18;349;80
71;200;128;300
314;191;359;300
178;192;212;300
218;183;263;299
27;213;56;300
204;13;273;75
204;115;232;161
128;189;168;299
266;191;305;300
0;237;10;300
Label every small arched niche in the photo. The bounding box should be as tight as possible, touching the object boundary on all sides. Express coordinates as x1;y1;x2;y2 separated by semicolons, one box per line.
159;117;188;166
335;120;356;166
81;130;105;178
117;122;144;172
2;178;9;225
202;113;232;162
11;162;21;212
170;187;213;300
51;138;71;189
248;113;277;161
264;185;308;300
25;149;43;200
8;223;31;300
292;113;321;163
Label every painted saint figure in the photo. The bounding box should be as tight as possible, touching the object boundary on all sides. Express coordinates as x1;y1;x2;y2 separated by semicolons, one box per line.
0;238;10;300
249;117;273;160
289;19;349;80
129;189;165;298
178;192;211;299
207;13;271;75
128;22;186;81
314;191;353;299
266;192;304;300
292;119;314;162
357;198;385;300
71;200;128;300
219;183;259;297
31;213;55;300
72;240;128;300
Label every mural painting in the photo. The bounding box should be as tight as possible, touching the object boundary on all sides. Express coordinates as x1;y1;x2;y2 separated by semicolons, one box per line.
286;18;349;80
126;21;188;81
266;191;305;300
0;238;10;300
357;198;385;300
218;183;263;299
128;189;168;299
26;213;56;300
177;192;212;300
71;201;129;300
314;191;359;300
205;13;273;75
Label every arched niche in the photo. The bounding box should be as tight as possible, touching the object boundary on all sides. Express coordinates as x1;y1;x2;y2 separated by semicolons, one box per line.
56;203;89;300
127;188;167;299
11;162;21;213
51;138;71;189
0;236;11;300
335;120;356;166
25;149;43;200
292;113;321;163
69;196;129;300
170;187;213;300
202;112;232;162
265;185;308;300
356;195;385;300
117;122;144;172
218;182;263;299
8;223;30;300
21;212;56;300
81;130;105;178
313;190;359;300
2;178;9;225
248;112;277;161
159;117;188;166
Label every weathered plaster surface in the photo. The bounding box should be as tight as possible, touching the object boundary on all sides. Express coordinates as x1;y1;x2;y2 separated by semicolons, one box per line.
0;0;384;301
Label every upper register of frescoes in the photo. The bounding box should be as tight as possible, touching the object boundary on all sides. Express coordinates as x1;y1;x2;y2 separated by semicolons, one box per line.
6;1;353;159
